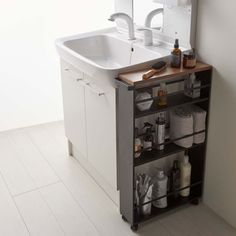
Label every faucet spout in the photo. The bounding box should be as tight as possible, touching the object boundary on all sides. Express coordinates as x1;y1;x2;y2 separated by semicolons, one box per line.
145;8;164;28
109;12;136;40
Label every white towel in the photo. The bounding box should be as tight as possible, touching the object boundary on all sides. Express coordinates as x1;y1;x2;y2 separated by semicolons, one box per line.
191;105;207;144
170;107;193;148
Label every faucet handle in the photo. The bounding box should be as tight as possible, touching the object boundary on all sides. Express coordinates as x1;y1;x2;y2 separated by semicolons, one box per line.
137;28;153;46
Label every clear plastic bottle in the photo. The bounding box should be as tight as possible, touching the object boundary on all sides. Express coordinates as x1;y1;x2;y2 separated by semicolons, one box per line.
152;170;168;208
157;82;167;106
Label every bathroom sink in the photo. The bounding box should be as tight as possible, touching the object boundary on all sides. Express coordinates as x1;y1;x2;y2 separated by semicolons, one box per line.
56;28;170;79
64;34;132;69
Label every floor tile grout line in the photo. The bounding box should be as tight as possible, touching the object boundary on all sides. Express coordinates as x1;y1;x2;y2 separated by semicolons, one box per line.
0;120;64;136
0;170;32;236
24;126;103;236
8;131;60;189
0;134;38;195
13;180;66;236
38;188;67;236
59;178;103;236
6;133;39;189
13;180;61;198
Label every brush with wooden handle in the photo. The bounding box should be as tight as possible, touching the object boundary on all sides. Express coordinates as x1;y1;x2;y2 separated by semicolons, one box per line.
142;61;167;80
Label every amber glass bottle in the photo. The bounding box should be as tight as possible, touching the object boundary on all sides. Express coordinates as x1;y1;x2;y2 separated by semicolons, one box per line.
171;39;182;68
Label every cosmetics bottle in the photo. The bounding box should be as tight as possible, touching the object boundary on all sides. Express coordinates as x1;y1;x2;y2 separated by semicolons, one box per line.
171;39;182;68
183;48;197;69
143;123;154;151
152;170;168;208
171;160;181;198
180;150;192;197
155;112;166;150
157;82;167;106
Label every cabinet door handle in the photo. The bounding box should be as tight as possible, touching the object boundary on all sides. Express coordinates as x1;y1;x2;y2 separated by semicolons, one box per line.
86;84;105;96
64;68;83;80
77;80;105;96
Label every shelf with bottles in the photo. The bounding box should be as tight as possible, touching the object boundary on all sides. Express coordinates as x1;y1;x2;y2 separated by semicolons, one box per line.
134;103;208;165
134;77;210;119
134;141;205;166
134;150;203;225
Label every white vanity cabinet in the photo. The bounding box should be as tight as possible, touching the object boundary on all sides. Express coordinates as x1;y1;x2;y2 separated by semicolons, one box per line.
84;74;117;190
61;62;87;160
60;60;118;204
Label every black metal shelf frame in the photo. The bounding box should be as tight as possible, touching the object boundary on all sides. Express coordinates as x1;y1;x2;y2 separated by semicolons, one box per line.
116;67;212;231
135;195;200;224
135;142;205;166
135;84;211;105
135;93;209;118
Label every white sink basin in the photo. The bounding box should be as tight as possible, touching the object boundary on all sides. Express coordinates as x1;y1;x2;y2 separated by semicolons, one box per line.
64;34;131;69
56;28;170;79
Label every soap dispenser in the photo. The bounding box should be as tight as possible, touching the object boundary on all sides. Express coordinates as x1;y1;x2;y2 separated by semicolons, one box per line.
143;122;154;151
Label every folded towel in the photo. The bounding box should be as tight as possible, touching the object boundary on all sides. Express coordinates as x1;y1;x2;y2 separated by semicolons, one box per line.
170;107;193;148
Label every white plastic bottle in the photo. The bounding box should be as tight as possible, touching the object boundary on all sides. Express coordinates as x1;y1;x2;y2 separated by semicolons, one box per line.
152;170;168;208
180;152;192;197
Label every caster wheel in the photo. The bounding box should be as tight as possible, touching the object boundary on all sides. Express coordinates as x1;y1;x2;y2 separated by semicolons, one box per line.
191;198;200;205
131;224;138;232
122;215;128;222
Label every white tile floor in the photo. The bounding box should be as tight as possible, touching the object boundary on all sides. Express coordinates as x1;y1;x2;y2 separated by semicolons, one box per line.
0;121;235;236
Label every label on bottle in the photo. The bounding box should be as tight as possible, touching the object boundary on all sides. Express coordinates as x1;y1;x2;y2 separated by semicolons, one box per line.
157;124;165;150
143;141;152;151
152;178;167;208
180;168;191;197
171;54;181;68
157;90;167;106
192;81;201;98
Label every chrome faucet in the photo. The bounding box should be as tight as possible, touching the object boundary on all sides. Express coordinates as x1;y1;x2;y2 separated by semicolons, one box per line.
138;8;164;46
108;13;136;40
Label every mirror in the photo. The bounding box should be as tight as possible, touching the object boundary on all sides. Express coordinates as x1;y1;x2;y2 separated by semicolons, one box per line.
134;0;164;30
115;0;197;47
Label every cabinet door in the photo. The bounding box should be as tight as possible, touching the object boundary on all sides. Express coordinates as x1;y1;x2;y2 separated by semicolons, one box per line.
61;61;87;159
84;74;117;189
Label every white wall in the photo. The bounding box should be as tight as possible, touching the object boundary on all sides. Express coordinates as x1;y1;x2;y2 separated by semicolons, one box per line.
196;0;236;228
0;0;114;131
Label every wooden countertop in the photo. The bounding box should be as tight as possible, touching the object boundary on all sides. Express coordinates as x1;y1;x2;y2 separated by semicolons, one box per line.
118;62;212;89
